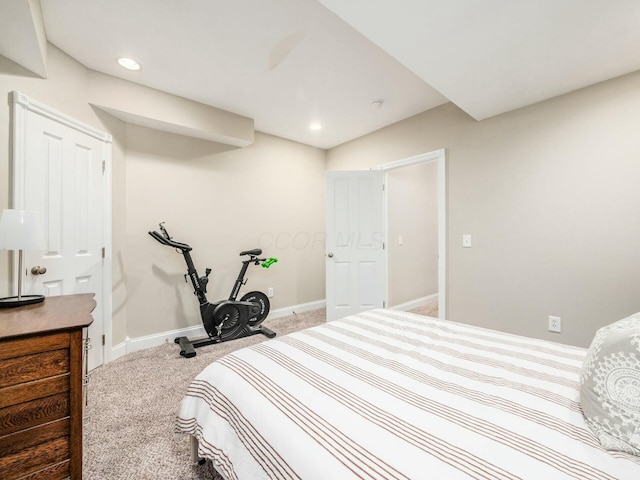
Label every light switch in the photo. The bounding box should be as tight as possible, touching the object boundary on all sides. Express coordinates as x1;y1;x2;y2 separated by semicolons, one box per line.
462;234;472;248
398;235;403;245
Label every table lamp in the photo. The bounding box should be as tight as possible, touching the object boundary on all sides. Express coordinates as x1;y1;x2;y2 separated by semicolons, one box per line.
0;209;46;308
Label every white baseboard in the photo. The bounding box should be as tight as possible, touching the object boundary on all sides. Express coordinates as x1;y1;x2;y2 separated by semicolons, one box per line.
109;299;326;359
110;341;128;362
268;299;325;318
390;293;438;312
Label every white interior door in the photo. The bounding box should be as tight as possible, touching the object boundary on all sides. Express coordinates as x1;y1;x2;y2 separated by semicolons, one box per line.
326;170;385;321
12;92;111;370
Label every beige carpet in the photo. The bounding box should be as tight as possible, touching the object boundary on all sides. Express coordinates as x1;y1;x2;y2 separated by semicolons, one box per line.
84;303;437;479
408;300;439;318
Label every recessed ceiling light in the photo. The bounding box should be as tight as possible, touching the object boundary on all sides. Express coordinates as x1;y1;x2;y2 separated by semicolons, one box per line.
310;123;322;131
117;57;141;71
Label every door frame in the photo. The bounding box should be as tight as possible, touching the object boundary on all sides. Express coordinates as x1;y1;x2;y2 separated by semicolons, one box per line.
11;90;113;361
380;148;446;319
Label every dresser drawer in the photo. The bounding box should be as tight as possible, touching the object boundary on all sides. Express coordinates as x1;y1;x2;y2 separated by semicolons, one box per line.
0;434;69;480
16;460;70;480
0;333;70;361
0;418;70;480
0;393;69;436
0;349;70;389
0;375;69;410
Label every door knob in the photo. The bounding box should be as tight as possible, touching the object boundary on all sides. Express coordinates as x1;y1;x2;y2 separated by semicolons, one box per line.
31;266;47;275
327;252;334;258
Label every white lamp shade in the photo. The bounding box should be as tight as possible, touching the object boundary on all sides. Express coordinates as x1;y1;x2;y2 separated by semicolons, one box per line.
0;209;46;251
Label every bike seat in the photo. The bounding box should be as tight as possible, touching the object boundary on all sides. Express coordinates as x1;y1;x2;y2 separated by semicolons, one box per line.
239;248;262;256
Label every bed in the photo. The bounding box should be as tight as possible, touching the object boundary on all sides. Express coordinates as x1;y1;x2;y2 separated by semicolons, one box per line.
175;309;640;479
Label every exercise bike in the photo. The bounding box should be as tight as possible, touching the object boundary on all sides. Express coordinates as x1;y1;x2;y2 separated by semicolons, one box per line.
149;222;277;358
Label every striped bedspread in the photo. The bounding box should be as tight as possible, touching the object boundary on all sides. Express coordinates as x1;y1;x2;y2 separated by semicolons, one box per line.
175;309;640;479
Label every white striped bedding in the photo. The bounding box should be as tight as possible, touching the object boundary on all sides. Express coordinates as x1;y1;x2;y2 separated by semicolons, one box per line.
175;309;640;479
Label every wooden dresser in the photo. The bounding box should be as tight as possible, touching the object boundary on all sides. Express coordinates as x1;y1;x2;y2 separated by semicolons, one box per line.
0;294;95;480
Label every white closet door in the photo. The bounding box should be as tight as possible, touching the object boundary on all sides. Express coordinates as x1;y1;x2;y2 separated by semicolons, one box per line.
13;91;111;370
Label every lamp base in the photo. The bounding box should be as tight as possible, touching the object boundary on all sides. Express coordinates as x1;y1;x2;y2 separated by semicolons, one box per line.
0;295;45;308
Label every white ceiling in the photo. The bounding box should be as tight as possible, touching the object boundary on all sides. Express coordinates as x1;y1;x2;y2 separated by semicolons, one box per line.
318;0;640;121
3;0;640;149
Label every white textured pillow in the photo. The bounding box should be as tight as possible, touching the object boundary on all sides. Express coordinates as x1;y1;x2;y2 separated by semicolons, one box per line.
580;312;640;455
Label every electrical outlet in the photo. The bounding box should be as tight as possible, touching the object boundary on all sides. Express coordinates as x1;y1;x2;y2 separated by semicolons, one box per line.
548;316;561;333
267;287;274;298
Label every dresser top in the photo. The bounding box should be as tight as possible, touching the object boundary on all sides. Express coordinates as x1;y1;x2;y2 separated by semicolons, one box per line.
0;293;95;340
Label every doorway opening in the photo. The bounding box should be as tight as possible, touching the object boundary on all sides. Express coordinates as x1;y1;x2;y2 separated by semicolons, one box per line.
382;149;446;319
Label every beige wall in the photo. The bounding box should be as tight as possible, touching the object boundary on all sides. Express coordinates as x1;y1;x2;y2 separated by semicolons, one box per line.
0;45;326;346
387;161;438;306
328;71;640;347
125;126;326;338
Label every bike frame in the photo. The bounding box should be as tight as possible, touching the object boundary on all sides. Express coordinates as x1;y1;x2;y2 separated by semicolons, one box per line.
151;224;260;304
182;250;208;304
230;259;255;301
148;223;277;356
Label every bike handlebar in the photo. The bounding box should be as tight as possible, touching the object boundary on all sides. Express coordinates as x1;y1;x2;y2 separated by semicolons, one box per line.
149;224;277;267
148;229;193;251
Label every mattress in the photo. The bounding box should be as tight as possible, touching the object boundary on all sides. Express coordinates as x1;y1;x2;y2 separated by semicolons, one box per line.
175;309;640;479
